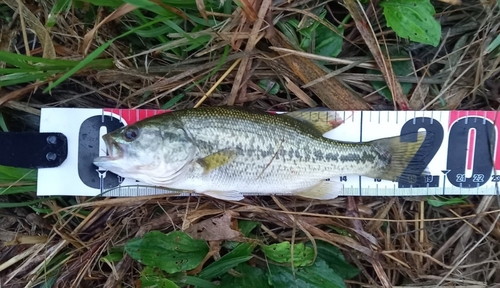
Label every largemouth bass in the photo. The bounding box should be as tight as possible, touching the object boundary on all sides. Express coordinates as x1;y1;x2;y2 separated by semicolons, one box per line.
93;107;431;201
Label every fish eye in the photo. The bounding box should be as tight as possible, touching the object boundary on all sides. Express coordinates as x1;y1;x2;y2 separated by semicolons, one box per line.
123;126;140;141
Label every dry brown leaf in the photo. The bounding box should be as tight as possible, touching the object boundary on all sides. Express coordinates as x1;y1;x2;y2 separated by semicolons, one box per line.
437;86;469;109
409;84;430;110
284;76;318;107
184;211;242;241
82;4;136;55
343;0;411;110
268;31;370;110
181;208;228;229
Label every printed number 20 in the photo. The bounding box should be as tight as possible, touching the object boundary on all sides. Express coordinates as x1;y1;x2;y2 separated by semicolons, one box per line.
397;117;443;188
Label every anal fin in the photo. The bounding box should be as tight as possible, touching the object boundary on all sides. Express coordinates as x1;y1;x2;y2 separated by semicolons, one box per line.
293;181;343;200
201;190;245;201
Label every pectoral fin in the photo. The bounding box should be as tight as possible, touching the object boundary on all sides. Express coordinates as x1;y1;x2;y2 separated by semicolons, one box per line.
197;149;238;174
293;181;343;200
286;109;343;134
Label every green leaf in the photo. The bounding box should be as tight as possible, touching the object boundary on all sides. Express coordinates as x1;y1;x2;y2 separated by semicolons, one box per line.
220;263;271;288
238;220;260;237
167;272;219;288
140;266;179;288
182;276;219;288
369;49;413;101
261;242;314;267
123;0;176;18
305;240;359;279
276;21;300;47
161;93;185;109
314;23;344;58
0;112;8;132
0;165;37;181
0;71;59;88
486;33;500;55
268;258;346;288
125;231;209;274
380;0;441;46
46;0;73;27
199;242;256;279
100;246;124;263
427;196;468;207
257;79;280;95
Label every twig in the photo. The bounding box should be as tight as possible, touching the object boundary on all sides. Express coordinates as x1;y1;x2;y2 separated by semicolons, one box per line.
194;58;242;108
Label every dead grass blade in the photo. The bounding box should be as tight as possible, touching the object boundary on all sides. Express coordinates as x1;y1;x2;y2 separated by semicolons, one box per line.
194;58;242;108
4;0;55;59
284;76;318;107
0;79;51;106
195;0;208;22
343;0;411;110
81;4;137;55
347;197;391;288
268;31;371;110
227;0;271;105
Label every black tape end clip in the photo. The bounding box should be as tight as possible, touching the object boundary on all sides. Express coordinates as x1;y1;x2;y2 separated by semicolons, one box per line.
0;132;68;169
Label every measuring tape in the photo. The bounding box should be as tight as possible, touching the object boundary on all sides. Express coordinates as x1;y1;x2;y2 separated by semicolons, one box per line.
36;108;500;197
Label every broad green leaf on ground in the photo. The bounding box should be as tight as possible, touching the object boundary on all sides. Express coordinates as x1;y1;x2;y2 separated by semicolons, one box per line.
198;242;256;279
257;79;280;95
369;49;413;101
261;242;314;267
314;23;344;58
140;266;179;288
220;263;271;288
125;231;209;274
268;258;346;288
380;0;441;46
306;240;360;279
167;273;218;288
238;220;260;237
100;246;125;264
427;196;468;207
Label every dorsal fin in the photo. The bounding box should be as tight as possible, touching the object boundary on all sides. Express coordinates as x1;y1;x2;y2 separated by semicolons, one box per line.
286;108;343;134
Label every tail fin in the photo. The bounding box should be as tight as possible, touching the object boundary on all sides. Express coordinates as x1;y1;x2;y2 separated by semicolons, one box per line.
365;131;433;183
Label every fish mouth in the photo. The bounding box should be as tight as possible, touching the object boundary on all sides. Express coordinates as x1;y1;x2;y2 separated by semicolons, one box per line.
93;134;125;164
